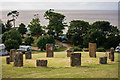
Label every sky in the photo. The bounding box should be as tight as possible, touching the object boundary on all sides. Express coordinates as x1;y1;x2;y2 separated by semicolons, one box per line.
0;0;119;10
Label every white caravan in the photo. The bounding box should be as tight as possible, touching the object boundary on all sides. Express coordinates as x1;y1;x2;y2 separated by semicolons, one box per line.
0;44;8;56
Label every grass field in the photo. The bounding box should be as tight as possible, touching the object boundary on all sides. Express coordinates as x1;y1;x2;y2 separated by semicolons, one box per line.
1;52;119;78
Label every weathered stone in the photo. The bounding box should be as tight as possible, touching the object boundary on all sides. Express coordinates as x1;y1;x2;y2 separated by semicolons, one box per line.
10;49;16;62
22;51;25;54
110;47;114;61
109;52;111;59
6;57;10;64
14;53;23;67
70;53;81;67
99;57;107;64
89;43;96;57
67;50;73;57
46;44;54;57
25;51;32;59
36;60;47;67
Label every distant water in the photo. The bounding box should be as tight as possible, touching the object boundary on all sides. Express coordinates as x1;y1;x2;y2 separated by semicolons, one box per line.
0;10;119;33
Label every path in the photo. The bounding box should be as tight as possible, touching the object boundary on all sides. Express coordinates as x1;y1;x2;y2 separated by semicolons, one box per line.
31;46;40;51
31;40;72;52
55;40;72;52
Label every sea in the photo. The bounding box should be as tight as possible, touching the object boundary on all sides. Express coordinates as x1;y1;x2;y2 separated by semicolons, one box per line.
0;10;119;33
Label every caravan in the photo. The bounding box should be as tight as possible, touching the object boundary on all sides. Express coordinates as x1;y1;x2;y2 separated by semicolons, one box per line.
0;44;8;56
115;46;120;52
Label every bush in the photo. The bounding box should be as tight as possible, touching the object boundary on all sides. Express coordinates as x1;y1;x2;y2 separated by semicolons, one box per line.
2;29;22;44
96;47;105;52
4;39;19;51
70;47;82;51
37;35;55;51
24;36;34;46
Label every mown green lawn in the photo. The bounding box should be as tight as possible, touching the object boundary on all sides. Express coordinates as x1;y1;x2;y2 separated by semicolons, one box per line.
1;52;119;78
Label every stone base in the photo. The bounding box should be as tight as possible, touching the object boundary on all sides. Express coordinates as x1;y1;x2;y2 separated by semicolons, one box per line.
70;53;81;67
109;53;111;59
25;52;32;59
36;60;47;67
67;50;73;57
6;57;10;64
14;53;23;67
110;53;114;61
99;57;107;64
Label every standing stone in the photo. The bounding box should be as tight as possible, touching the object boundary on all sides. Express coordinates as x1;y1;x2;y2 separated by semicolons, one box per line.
67;50;73;57
14;53;23;67
6;57;10;64
99;57;107;64
46;44;54;57
25;51;32;59
110;47;114;61
89;43;96;57
10;49;16;62
70;53;81;67
36;60;47;67
109;52;111;59
22;51;25;54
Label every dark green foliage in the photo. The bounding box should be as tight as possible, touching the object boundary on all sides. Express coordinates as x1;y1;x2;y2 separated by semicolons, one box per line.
103;35;120;49
67;20;90;47
4;39;19;51
7;10;19;28
96;48;105;52
18;23;27;36
70;47;82;51
83;21;120;49
83;28;105;48
24;36;34;46
0;20;12;34
5;20;12;31
0;20;6;34
2;29;22;44
28;14;43;37
37;35;55;51
44;9;66;37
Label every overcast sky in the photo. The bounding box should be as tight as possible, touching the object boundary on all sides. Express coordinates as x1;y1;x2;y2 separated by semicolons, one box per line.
0;0;119;10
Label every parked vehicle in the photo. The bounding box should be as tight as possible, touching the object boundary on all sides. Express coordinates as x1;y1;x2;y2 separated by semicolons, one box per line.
62;40;67;43
115;46;120;52
0;44;8;56
17;45;32;52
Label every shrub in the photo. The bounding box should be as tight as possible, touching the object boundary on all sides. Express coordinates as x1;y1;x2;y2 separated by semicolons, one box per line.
2;29;22;44
70;47;82;51
37;35;55;51
24;36;34;46
4;39;19;51
37;36;47;51
96;47;105;52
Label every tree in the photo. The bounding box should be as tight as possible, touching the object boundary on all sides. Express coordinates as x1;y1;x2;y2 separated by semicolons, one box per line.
91;21;119;37
7;10;19;28
5;20;12;31
67;20;90;47
18;23;27;37
103;35;120;49
83;21;120;48
28;14;43;37
2;29;22;45
4;39;19;51
83;28;105;48
0;20;6;34
44;9;66;38
24;36;34;46
37;35;55;51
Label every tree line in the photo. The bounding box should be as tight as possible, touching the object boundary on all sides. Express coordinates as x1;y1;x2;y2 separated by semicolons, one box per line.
0;9;120;51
